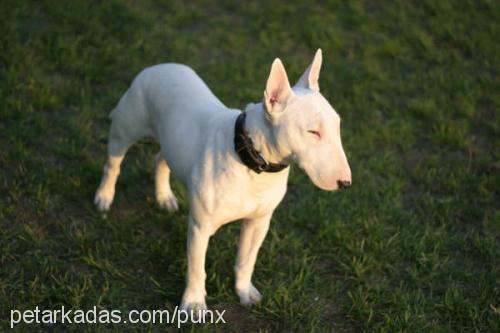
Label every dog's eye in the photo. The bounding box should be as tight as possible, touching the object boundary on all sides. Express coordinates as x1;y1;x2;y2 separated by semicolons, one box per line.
308;130;321;140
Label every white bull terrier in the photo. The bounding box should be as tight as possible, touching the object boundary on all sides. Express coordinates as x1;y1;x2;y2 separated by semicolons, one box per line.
95;49;351;312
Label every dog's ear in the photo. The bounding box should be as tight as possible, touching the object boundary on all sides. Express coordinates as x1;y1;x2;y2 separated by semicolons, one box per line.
294;48;322;92
264;58;293;115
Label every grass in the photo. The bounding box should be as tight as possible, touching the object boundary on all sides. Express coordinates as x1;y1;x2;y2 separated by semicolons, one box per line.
0;0;498;332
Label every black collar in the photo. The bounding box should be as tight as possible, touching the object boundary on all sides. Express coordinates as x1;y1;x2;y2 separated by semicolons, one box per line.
234;112;288;174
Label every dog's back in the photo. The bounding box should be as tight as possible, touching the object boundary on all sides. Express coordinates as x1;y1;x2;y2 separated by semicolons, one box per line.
108;63;229;178
111;64;224;136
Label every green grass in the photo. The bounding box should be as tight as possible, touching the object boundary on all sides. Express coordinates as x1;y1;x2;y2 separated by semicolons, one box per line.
1;0;499;332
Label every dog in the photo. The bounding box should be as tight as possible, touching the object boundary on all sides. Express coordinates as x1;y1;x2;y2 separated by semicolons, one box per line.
95;49;351;312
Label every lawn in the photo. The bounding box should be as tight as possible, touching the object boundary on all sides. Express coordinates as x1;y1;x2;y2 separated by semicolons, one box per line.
0;0;498;332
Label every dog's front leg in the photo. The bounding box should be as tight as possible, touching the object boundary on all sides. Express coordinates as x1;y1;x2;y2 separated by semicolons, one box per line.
181;215;210;313
235;213;272;305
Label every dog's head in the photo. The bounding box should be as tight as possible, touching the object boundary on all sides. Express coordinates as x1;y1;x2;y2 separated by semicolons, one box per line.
263;49;351;191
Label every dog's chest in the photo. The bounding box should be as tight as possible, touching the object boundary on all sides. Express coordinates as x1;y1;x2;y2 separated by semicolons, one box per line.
191;164;289;225
232;175;287;217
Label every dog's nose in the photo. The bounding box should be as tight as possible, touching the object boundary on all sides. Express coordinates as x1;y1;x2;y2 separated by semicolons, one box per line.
337;180;351;189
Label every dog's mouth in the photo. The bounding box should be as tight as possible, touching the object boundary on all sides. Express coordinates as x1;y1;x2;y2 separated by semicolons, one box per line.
311;175;339;191
299;161;351;192
298;163;336;191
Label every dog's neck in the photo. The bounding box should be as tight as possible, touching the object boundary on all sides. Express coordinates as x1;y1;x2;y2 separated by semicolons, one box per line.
243;103;289;165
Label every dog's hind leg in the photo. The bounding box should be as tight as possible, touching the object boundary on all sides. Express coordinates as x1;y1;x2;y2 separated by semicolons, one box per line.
94;114;139;212
155;152;179;212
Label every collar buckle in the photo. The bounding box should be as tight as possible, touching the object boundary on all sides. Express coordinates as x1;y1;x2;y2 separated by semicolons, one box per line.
256;160;269;173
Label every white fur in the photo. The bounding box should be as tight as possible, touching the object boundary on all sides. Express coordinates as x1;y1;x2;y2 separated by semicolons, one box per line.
95;49;351;311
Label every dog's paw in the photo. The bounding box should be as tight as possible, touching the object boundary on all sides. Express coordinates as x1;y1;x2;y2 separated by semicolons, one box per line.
180;289;207;318
236;283;262;306
180;300;207;320
94;190;114;212
156;193;179;212
180;301;207;312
